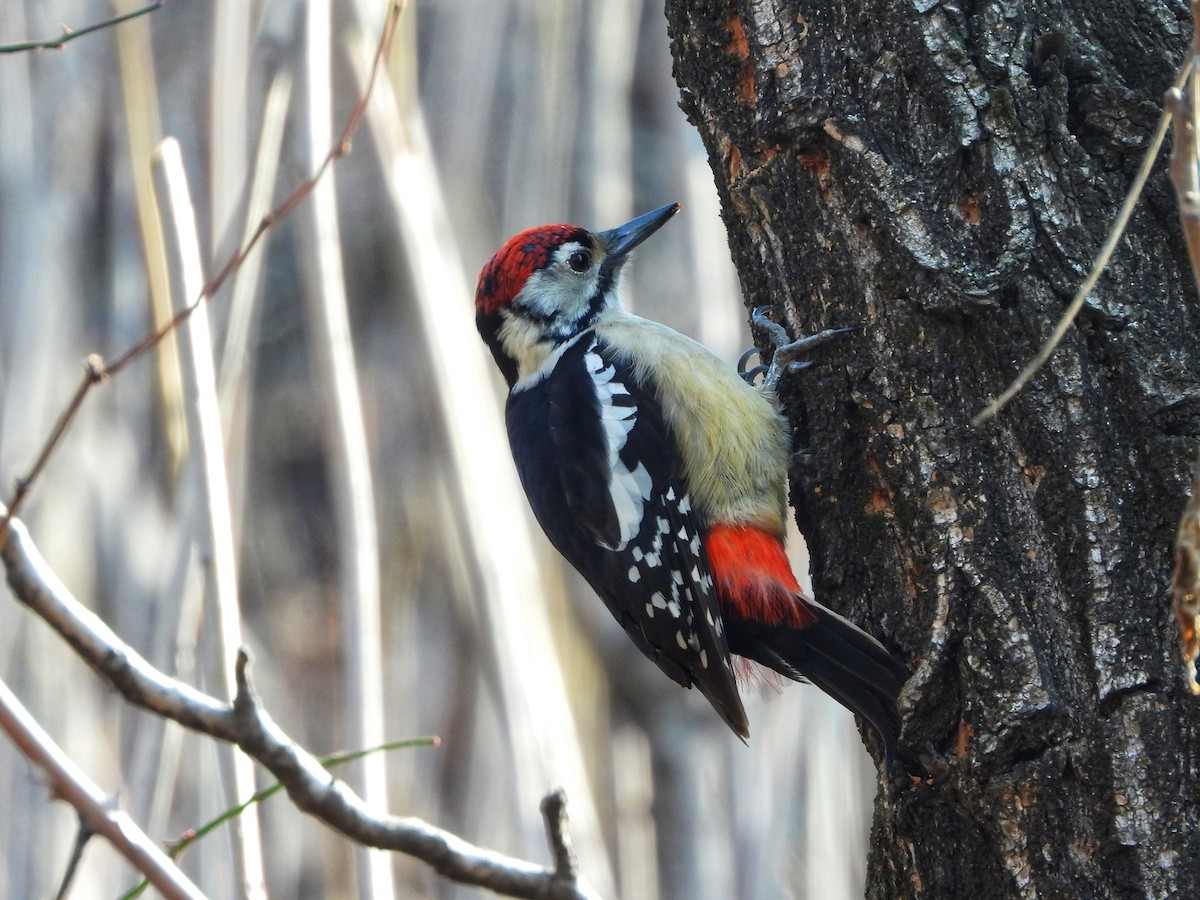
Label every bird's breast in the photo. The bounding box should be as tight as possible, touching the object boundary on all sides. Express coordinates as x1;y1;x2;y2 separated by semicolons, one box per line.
593;315;790;532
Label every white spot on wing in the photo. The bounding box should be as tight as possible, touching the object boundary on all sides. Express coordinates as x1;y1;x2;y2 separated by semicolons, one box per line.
628;566;640;583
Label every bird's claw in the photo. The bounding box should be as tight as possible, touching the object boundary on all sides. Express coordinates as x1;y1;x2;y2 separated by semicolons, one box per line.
740;306;857;391
736;347;770;384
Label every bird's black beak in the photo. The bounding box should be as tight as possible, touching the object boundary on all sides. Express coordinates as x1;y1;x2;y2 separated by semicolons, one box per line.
598;203;679;267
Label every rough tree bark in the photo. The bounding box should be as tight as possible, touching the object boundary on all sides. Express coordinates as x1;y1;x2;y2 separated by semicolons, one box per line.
666;2;1200;897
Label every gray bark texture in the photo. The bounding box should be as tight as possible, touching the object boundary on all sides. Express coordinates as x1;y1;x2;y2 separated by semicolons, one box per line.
665;1;1200;897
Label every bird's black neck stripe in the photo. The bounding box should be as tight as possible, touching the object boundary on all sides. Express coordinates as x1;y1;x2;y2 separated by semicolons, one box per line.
476;309;519;388
577;269;615;333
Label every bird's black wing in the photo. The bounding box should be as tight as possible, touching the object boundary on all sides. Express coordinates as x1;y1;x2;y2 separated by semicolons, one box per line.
506;333;748;736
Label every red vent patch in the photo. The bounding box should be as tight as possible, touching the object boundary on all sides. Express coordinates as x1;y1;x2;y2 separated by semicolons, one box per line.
705;524;816;628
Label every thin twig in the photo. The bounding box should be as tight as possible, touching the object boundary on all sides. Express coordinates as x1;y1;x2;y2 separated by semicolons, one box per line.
166;739;438;864
217;69;293;422
0;0;404;550
0;1;162;54
121;738;439;899
540;789;581;882
114;0;187;476
53;819;93;900
0;508;598;899
152;136;267;897
0;677;205;900
972;60;1191;425
303;4;393;897
1167;85;1200;298
0;357;106;548
1167;3;1200;301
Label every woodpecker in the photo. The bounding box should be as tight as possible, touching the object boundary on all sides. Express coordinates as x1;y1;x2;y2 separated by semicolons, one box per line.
475;203;908;765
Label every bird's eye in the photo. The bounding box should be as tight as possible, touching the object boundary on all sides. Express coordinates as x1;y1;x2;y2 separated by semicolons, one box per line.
567;248;591;273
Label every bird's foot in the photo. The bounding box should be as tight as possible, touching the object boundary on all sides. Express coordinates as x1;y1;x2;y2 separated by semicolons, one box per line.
738;306;856;392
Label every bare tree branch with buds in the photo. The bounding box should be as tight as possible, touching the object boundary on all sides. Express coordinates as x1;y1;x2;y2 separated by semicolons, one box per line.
1;507;599;900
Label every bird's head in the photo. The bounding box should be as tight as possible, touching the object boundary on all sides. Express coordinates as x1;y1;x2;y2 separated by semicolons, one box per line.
475;203;679;387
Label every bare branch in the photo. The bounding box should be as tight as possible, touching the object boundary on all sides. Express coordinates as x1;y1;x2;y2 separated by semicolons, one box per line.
540;789;582;882
0;1;162;54
301;4;393;894
0;0;404;549
0;677;205;900
0;507;600;900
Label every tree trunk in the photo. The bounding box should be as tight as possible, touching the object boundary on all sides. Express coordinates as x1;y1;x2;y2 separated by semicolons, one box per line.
666;2;1200;896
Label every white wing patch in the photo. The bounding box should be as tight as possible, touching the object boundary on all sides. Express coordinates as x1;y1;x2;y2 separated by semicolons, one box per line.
585;344;652;551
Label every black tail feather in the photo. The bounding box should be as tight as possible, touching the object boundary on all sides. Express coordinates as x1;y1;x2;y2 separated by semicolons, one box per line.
726;603;908;768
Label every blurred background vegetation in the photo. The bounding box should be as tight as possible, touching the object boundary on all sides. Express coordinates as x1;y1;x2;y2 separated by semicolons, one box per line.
0;0;877;897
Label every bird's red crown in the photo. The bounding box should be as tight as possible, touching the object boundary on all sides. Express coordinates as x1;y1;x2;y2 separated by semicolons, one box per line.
475;224;590;314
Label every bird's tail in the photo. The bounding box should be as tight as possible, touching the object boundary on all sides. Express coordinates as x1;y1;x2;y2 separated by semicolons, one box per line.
706;523;908;766
727;600;909;768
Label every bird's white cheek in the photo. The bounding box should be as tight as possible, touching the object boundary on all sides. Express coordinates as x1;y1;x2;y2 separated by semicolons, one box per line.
515;266;599;324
